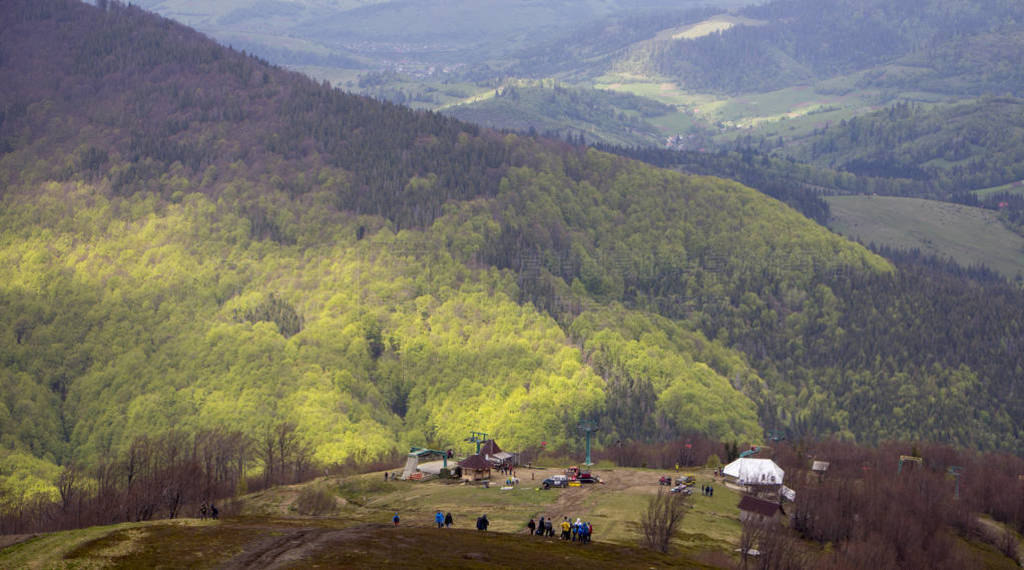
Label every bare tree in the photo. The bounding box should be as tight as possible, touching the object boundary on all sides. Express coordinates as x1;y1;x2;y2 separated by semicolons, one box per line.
56;464;78;514
259;426;277;487
259;421;303;486
740;518;807;570
275;422;298;483
998;525;1020;564
640;488;688;553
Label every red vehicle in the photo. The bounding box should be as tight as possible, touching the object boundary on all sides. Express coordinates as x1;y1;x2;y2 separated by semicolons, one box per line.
566;466;600;484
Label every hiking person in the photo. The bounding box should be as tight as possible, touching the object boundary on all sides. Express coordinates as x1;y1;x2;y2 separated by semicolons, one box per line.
560;517;571;540
435;510;444;528
527;518;536;535
393;512;400;527
199;503;207;520
545;517;554;536
476;514;489;531
536;516;545;535
210;504;218;520
445;512;453;527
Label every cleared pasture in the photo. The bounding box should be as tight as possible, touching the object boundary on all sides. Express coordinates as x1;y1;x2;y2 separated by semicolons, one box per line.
827;195;1024;279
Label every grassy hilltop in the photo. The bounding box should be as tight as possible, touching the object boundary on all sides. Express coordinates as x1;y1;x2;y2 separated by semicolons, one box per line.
3;445;1022;568
0;465;736;568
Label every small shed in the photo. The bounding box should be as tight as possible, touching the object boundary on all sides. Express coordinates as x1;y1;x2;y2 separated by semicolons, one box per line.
738;495;781;525
458;454;492;482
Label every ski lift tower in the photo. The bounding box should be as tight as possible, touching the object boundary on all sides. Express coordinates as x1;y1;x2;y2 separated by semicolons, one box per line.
948;465;963;500
897;454;922;474
578;420;599;466
466;431;489;454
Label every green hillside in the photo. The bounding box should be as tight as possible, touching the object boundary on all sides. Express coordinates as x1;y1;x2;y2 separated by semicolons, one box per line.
443;83;675;147
623;0;1024;95
4;0;1024;510
774;98;1024;195
133;0;738;70
827;196;1024;279
0;0;846;474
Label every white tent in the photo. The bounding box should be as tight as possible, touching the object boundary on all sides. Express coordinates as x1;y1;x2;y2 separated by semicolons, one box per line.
722;458;785;486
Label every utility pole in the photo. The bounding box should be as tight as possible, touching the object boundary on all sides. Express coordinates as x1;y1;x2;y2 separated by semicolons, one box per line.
578;420;599;466
948;466;962;500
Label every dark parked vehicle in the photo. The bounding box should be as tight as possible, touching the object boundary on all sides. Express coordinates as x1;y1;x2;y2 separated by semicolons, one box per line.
542;475;568;489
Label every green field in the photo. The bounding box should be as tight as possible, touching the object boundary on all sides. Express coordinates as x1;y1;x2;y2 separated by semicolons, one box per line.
973;180;1024;198
594;78;881;140
0;466;742;568
593;76;714;106
827;196;1024;278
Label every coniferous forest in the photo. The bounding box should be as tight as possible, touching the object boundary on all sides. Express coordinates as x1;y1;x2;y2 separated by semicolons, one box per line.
2;0;1024;531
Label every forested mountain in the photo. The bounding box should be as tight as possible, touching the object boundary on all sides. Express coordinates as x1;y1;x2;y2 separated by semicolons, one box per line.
132;0;744;71
721;97;1024;236
633;0;1024;94
741;98;1024;195
2;0;1024;503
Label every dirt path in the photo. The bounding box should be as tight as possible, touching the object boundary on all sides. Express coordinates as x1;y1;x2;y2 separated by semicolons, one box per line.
975;516;1022;565
220;524;382;569
0;534;37;550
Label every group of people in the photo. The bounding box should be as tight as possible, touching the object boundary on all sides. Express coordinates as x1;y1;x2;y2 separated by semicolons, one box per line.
560;517;592;543
700;484;715;497
475;514;489;531
527;516;553;536
434;511;454;528
527;516;592;543
391;510;594;542
199;502;219;520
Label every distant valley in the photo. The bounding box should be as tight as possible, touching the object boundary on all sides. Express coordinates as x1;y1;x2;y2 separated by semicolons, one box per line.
134;0;1024;276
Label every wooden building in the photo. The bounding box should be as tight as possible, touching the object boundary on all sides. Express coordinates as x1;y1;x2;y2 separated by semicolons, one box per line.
457;454;492;482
